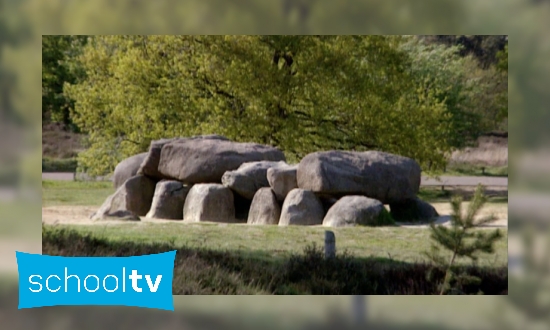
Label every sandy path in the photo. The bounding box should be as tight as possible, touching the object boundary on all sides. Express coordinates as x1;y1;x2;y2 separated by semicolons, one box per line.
42;203;507;228
421;176;507;187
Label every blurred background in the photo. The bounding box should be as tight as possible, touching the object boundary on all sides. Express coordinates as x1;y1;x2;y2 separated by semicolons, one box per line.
1;0;549;329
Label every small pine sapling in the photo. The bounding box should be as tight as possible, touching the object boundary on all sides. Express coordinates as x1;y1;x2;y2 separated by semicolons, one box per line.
424;184;503;294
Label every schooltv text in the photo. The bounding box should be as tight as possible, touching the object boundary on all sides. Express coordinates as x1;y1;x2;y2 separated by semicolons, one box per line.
16;250;176;310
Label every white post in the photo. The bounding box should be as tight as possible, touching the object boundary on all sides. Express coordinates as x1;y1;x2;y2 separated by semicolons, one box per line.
324;231;335;258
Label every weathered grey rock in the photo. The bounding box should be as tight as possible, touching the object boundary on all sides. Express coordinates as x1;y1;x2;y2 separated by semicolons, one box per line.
113;152;148;189
279;189;324;226
222;161;288;199
323;196;390;227
296;150;421;204
247;188;281;225
91;175;156;221
390;198;439;222
183;184;235;223
158;139;286;184
137;135;229;180
267;164;298;201
145;180;191;220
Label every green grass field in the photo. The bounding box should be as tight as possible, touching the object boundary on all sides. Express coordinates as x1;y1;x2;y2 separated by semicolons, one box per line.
42;180;508;268
47;222;508;267
43;225;507;295
425;164;508;177
42;180;114;207
417;186;508;203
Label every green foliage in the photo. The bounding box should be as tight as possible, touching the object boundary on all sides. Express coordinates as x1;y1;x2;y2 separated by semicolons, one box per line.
421;35;507;69
42;157;78;172
65;35;456;175
400;36;506;150
497;44;508;73
373;208;395;226
424;184;503;294
42;35;87;131
419;35;508;134
444;163;508;177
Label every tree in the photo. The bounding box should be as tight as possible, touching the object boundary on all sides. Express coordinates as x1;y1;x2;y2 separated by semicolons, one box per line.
399;36;488;150
417;35;508;133
65;35;455;176
42;35;87;131
420;35;507;69
424;184;503;294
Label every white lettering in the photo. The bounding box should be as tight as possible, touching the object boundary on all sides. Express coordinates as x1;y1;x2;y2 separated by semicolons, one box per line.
145;275;162;293
64;267;80;293
46;275;61;292
84;275;100;292
129;269;142;292
103;275;119;293
29;275;42;292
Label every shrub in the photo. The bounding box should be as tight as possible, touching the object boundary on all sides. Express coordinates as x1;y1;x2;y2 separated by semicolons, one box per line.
42;157;78;172
424;184;503;294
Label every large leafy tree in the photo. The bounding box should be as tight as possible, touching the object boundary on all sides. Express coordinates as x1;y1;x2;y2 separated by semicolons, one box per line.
418;35;508;133
399;37;485;149
42;35;87;131
420;35;507;69
65;35;454;176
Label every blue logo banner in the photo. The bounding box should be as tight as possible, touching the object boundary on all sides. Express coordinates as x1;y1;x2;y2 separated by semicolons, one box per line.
16;250;176;311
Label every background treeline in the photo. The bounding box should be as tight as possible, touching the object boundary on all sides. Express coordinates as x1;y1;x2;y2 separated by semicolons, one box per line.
42;35;507;176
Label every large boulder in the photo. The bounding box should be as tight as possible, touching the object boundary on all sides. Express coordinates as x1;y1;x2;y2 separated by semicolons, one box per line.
145;180;191;220
267;164;298;201
296;150;421;204
183;184;235;223
390;198;439;223
323;196;393;227
91;175;156;221
137;135;229;180
279;189;324;226
222;161;288;199
113;152;148;189
158;139;286;183
247;188;281;225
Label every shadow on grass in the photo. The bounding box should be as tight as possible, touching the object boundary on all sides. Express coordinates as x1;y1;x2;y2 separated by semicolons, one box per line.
42;226;508;295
